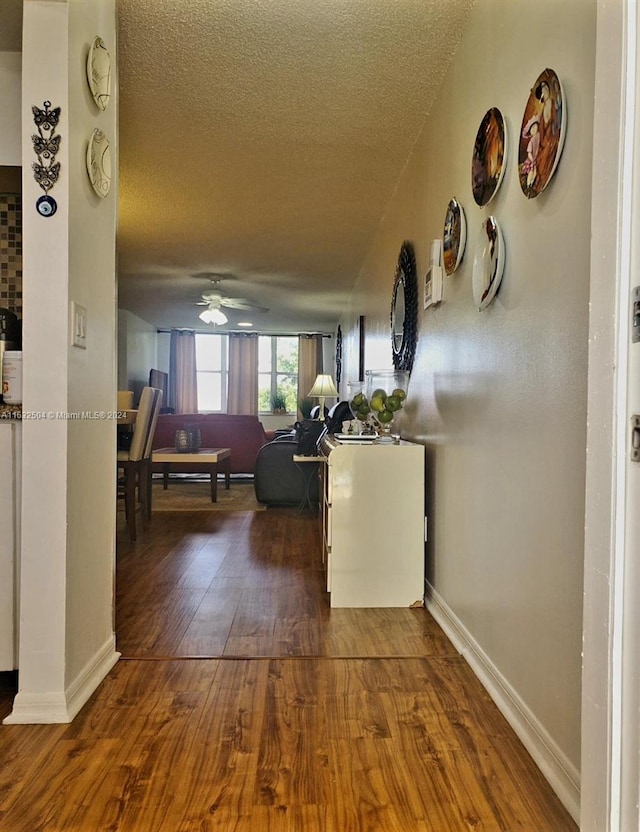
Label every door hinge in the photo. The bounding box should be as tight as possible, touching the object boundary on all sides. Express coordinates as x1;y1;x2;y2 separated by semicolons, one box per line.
631;415;640;461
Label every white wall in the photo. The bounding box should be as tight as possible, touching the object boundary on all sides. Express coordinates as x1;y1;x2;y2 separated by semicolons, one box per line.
6;0;119;724
118;308;158;402
341;0;595;818
66;0;118;699
0;52;21;165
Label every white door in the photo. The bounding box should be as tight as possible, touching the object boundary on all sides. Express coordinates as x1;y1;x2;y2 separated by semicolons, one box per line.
583;1;640;829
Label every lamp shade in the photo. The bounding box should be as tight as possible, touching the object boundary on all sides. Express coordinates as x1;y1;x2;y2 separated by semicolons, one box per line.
308;374;339;399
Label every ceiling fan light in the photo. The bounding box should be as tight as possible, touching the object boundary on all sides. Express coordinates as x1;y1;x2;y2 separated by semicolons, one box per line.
199;307;228;325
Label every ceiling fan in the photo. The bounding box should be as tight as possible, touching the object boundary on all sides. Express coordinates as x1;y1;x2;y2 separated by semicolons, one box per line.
194;277;269;325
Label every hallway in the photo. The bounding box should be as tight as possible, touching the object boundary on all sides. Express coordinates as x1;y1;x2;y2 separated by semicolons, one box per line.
0;505;577;830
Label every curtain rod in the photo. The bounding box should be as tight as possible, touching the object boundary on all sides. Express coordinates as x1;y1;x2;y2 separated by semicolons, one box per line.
156;328;333;337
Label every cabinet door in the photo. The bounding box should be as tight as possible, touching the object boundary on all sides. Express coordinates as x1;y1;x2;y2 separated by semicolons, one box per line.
319;460;331;588
328;443;424;607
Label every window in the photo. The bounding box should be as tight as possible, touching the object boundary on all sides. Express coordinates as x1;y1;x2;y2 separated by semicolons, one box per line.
194;333;299;414
195;333;227;412
258;336;298;413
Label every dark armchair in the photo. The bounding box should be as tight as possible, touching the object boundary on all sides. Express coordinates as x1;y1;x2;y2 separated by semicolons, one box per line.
254;437;320;507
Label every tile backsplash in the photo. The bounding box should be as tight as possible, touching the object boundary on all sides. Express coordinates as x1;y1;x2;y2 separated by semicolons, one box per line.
0;194;22;318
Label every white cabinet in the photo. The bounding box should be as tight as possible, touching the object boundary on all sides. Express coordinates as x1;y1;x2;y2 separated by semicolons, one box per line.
320;438;424;608
0;420;21;670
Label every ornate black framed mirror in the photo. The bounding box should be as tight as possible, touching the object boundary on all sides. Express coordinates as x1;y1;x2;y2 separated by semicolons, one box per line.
392;279;405;354
391;240;418;373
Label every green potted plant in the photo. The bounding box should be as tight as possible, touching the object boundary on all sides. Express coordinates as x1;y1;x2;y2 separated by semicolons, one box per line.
297;397;314;419
271;389;288;415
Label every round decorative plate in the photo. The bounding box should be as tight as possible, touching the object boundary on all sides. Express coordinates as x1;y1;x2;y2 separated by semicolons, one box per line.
86;128;112;198
442;198;467;276
472;217;505;310
518;68;566;198
471;107;507;207
86;36;112;111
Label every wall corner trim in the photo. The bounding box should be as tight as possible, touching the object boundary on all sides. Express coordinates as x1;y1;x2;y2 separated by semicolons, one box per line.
2;637;119;725
425;583;580;824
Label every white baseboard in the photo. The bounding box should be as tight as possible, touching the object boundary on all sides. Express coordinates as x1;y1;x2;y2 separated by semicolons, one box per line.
3;637;120;725
425;582;580;824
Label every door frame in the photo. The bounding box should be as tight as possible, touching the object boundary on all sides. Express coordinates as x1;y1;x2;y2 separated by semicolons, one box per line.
582;1;640;828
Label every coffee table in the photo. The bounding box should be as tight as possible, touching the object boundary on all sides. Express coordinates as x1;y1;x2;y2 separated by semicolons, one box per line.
151;447;231;502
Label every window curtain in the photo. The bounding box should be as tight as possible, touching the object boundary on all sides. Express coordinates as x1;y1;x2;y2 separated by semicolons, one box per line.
227;333;258;415
298;334;323;418
168;329;198;414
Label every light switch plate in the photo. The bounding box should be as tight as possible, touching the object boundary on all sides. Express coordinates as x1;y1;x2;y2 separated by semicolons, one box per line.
71;302;87;349
424;265;443;308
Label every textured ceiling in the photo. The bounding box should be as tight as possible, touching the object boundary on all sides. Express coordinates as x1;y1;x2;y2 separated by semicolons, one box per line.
117;0;475;332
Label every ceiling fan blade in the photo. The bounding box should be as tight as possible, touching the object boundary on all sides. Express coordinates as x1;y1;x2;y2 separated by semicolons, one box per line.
195;285;268;314
221;297;269;312
201;290;223;303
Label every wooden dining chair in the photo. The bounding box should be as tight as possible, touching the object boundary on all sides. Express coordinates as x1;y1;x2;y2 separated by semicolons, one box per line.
117;386;162;541
140;386;163;522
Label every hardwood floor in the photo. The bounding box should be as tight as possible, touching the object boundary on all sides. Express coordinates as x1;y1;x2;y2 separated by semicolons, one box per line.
0;504;578;831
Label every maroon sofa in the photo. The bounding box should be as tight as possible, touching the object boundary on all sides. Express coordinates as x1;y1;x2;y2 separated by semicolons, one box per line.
151;413;276;474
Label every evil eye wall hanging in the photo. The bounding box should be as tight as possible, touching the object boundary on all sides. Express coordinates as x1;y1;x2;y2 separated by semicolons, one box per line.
31;100;61;217
36;195;57;217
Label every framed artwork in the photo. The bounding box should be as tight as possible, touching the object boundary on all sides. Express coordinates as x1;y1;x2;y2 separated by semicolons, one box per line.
358;315;365;382
471;216;505;310
335;325;342;385
518;68;566;198
442;198;467;276
471;107;507;207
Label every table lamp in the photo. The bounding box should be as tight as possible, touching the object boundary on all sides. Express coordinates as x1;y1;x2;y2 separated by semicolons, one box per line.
308;373;339;421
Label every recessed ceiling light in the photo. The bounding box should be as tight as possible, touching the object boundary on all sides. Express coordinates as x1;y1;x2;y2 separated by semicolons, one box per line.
237;321;253;327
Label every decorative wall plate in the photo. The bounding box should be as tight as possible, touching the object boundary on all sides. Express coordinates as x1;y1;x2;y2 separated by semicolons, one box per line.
518;68;566;198
86;36;112;111
471;107;507;207
86;128;111;198
472;217;505;310
442;198;467;275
